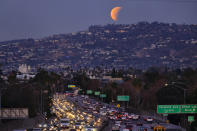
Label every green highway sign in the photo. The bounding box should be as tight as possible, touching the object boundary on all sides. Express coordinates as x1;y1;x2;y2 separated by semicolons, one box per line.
188;116;195;122
157;105;197;114
94;91;100;96
86;90;93;94
100;94;107;98
181;105;197;113
117;96;130;101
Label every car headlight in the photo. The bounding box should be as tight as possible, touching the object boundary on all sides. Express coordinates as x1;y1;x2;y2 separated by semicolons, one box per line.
38;124;42;127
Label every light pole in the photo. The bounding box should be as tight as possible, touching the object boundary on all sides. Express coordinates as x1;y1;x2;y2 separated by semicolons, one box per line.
166;82;187;127
165;83;187;104
175;86;187;127
0;84;6;124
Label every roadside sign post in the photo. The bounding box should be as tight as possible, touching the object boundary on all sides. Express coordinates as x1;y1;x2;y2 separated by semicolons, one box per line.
188;116;195;123
117;96;130;101
117;96;130;109
100;94;106;102
86;90;93;95
100;94;106;98
94;91;100;96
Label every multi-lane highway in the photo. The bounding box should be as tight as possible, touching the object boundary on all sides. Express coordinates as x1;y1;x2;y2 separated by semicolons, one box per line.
32;93;185;131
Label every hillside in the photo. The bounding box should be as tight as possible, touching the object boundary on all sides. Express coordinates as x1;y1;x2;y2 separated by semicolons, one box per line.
0;22;197;72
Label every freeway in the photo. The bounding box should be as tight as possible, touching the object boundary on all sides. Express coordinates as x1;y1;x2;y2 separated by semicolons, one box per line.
31;93;185;131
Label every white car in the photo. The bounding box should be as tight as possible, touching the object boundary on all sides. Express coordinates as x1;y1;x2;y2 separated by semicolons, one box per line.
115;123;121;127
112;125;120;131
100;111;106;116
84;126;97;131
127;114;134;119
121;116;127;120
132;115;140;120
144;117;154;122
109;116;116;120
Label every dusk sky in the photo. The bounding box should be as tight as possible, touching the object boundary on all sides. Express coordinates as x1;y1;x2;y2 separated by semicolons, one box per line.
0;0;197;41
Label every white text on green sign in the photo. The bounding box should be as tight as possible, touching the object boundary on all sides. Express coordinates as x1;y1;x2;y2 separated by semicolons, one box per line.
100;94;106;98
188;116;195;122
117;96;130;101
86;90;92;94
94;91;100;96
157;105;197;114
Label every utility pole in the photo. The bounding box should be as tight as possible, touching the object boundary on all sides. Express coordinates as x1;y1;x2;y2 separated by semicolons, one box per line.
0;84;6;124
40;87;43;115
170;83;187;127
0;88;1;124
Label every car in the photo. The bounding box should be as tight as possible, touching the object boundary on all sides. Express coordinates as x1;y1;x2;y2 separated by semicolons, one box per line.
144;117;154;122
121;116;127;120
115;120;122;124
59;118;70;128
123;112;129;117
115;121;121;127
37;123;48;128
100;111;107;116
132;115;140;120
109;116;116;120
125;125;133;130
136;122;143;126
74;122;83;129
84;126;96;131
93;111;98;114
138;126;148;131
69;129;76;131
123;129;129;131
125;121;133;126
112;125;120;131
127;114;133;119
32;128;42;131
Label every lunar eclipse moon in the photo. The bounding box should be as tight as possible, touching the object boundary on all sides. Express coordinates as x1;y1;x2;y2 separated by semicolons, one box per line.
111;6;122;21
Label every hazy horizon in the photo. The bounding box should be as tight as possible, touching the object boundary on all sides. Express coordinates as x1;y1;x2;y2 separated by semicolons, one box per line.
0;0;197;42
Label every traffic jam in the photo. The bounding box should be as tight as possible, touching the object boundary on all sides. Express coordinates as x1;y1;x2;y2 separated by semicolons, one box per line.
35;90;184;131
48;94;103;131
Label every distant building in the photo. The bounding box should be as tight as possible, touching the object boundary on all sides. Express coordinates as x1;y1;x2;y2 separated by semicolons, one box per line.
16;74;35;80
18;64;31;74
17;64;35;80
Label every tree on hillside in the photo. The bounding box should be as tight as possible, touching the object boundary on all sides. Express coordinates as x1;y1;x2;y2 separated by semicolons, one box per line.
33;69;51;88
8;71;17;84
144;67;159;84
72;72;90;91
156;86;184;105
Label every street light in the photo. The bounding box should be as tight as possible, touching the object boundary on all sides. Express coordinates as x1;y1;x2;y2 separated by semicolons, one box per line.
165;82;188;127
165;82;187;104
0;84;6;124
171;82;187;104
